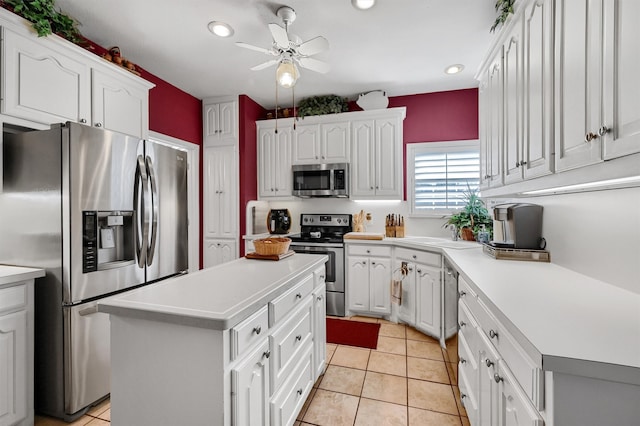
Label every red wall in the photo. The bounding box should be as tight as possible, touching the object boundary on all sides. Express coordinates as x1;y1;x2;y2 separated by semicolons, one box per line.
238;96;267;255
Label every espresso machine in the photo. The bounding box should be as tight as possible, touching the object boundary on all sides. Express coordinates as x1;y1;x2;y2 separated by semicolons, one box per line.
490;203;544;249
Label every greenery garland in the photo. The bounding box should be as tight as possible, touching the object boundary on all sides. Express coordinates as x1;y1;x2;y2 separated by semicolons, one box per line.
296;95;348;119
491;0;515;33
2;0;83;43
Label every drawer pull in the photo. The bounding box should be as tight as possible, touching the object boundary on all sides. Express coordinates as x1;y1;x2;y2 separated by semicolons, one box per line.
262;350;271;359
317;296;323;301
366;250;371;254
459;321;466;328
320;275;325;280
295;293;302;299
459;290;466;297
489;329;499;339
297;388;303;396
253;326;262;335
412;255;417;259
461;393;467;400
295;334;302;342
494;373;504;383
460;357;466;364
485;358;494;368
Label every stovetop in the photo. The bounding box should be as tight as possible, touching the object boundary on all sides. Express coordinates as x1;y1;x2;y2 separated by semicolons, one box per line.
289;213;353;244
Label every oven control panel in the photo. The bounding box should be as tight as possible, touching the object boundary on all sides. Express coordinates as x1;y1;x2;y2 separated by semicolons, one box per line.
301;214;352;226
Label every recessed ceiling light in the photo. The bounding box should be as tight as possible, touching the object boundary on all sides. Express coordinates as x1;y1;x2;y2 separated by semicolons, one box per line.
208;21;234;37
445;64;465;74
351;0;376;10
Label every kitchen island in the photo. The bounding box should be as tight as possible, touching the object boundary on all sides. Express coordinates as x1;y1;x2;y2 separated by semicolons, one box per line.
98;253;328;426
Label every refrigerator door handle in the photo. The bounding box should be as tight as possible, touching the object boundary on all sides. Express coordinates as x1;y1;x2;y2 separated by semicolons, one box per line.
134;154;149;268
145;155;159;266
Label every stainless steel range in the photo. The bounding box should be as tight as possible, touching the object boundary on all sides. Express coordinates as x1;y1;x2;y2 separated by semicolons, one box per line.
288;213;352;317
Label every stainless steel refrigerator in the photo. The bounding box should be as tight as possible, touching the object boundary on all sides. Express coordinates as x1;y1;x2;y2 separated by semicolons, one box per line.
0;122;188;420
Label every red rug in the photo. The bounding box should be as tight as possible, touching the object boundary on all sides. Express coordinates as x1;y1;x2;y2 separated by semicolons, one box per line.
326;318;380;349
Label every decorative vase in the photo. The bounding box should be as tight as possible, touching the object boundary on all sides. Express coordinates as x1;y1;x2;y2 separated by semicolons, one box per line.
460;227;475;241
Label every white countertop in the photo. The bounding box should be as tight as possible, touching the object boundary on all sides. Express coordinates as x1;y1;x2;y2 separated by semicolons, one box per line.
0;264;45;286
98;254;327;330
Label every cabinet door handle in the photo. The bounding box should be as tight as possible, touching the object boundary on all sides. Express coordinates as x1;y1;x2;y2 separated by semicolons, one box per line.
486;358;494;368
370;186;374;190
297;388;303;396
295;293;302;299
320;275;325;280
317;296;323;301
584;132;598;142
460;357;466;364
79;118;87;123
95;122;103;128
366;250;371;254
461;393;467;400
253;326;262;335
412;255;417;259
295;334;302;342
459;290;466;297
361;261;367;265
372;261;376;265
515;161;520;168
494;373;504;383
489;329;498;339
417;269;422;273
598;125;609;136
262;350;271;359
459;321;466;328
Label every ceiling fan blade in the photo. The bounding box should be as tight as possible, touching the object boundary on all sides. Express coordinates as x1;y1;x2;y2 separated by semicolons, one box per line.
250;59;279;71
236;42;274;55
268;23;290;50
297;57;331;74
297;36;329;56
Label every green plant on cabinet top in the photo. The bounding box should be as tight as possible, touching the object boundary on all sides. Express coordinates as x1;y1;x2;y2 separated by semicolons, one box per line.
491;0;515;32
2;0;83;43
296;95;348;118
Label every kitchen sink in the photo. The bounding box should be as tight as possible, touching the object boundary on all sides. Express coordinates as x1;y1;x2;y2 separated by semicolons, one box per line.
401;236;479;249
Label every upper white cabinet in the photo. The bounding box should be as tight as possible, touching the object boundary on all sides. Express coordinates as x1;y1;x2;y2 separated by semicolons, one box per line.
1;27;91;126
203;100;237;145
292;121;350;164
351;109;405;200
602;0;640;160
479;52;504;190
257;123;293;199
0;11;153;138
554;0;605;171
91;69;149;138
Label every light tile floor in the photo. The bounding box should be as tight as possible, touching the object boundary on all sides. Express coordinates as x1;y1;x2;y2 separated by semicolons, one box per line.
35;315;467;426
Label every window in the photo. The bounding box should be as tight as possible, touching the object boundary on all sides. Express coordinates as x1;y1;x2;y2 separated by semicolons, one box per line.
407;140;480;215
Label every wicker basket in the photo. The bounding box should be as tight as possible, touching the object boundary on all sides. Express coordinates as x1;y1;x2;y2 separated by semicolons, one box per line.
253;237;291;256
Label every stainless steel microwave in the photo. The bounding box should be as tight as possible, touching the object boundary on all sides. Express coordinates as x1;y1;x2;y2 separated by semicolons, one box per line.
292;163;349;198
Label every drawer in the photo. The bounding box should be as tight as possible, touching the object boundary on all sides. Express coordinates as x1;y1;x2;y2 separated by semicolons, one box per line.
313;266;326;287
0;282;27;314
458;300;479;356
270;346;314;426
270;297;313;393
347;244;392;257
395;247;441;267
230;305;269;361
496;361;544;424
495;319;543;409
457;325;478;393
269;274;314;326
457;359;479;426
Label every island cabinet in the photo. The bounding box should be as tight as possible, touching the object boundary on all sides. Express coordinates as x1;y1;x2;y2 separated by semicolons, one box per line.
100;254;327;426
346;244;392;316
0;266;44;426
1;11;153;138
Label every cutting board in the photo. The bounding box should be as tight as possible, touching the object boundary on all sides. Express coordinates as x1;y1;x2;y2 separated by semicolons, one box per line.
245;250;295;261
343;232;385;240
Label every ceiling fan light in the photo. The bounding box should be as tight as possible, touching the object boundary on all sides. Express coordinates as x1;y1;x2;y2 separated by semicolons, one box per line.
276;61;299;88
351;0;376;10
208;21;234;37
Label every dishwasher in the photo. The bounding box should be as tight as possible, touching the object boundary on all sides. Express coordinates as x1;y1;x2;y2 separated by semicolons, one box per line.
442;259;459;368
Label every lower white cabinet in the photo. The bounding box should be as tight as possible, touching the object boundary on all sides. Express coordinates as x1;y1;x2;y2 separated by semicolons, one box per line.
496;362;544;426
231;340;271;426
394;259;416;325
204;238;237;268
312;278;327;379
415;264;441;338
0;311;27;426
346;245;392;315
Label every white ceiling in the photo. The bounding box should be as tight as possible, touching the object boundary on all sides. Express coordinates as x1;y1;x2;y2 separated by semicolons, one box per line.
55;0;498;109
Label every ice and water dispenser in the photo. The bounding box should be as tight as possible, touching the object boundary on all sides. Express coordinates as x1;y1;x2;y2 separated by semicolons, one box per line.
82;211;135;273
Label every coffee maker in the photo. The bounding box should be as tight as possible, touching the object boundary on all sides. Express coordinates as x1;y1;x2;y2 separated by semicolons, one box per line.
267;209;291;234
490;203;544;249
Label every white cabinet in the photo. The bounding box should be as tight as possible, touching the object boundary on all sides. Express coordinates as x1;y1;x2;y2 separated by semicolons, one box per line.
0;272;40;426
204;100;237;145
257;124;293;199
91;69;149;138
346;245;392;315
602;0;640;159
502;16;524;184
231;339;271;426
554;0;604;171
1;27;90;125
204;146;237;239
0;311;27;426
351;111;404;199
496;362;544;426
393;259;416;325
415;264;441;338
292;121;350;164
312;278;327;380
204;239;237;268
1;21;152;137
479;51;504;189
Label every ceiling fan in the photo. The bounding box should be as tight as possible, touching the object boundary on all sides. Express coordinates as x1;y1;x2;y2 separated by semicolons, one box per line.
236;6;330;88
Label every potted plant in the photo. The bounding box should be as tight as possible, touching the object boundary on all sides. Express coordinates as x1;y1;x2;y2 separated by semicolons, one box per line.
444;185;493;241
296;95;348;118
2;0;83;44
